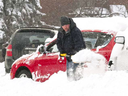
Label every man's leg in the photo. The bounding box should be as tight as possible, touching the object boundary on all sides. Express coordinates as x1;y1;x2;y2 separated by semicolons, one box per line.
66;60;74;81
73;63;83;81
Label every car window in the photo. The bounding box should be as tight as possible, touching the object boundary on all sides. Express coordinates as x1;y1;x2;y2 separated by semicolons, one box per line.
46;40;59;53
82;32;113;49
12;30;54;59
14;31;53;45
51;44;59;53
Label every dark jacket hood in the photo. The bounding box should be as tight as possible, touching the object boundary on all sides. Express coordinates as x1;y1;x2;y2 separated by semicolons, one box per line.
59;18;76;32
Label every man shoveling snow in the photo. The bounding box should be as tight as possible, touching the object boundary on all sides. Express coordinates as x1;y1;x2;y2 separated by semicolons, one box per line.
57;16;107;81
57;16;86;81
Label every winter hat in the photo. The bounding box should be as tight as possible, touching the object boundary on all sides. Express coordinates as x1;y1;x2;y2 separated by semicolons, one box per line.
60;16;70;26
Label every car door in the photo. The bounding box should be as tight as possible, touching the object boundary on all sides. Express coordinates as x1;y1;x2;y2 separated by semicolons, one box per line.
92;32;114;62
35;42;66;82
82;31;114;62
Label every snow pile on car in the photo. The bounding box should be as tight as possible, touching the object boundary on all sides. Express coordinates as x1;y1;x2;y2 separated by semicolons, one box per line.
71;49;106;76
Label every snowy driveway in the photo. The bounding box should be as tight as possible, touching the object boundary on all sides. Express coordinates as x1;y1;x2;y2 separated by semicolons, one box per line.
0;62;128;96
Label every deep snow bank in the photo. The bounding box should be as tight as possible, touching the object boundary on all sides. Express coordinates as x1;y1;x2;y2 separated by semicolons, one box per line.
1;62;128;96
71;49;107;75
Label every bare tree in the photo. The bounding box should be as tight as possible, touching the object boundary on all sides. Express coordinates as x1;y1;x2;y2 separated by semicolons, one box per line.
109;5;128;17
69;0;110;17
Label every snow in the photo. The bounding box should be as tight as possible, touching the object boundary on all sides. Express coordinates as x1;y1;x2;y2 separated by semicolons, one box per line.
36;0;42;9
1;42;128;96
1;17;128;95
0;0;3;7
73;17;128;32
109;27;128;71
71;49;106;74
1;62;128;96
72;49;106;63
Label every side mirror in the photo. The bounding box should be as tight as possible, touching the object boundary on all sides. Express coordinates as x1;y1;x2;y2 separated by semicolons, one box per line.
115;36;125;44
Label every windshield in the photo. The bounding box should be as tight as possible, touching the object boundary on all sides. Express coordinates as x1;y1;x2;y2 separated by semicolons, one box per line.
82;32;113;49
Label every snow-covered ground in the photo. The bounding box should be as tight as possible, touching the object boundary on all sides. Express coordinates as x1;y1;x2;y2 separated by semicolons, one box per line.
0;48;127;96
1;61;128;96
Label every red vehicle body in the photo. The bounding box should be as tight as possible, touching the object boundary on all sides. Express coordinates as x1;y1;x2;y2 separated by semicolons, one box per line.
10;30;117;82
81;30;117;62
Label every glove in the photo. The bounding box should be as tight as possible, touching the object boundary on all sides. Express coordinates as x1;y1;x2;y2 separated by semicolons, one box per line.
60;53;67;57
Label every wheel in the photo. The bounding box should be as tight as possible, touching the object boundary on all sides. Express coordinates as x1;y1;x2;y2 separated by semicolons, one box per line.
17;70;32;78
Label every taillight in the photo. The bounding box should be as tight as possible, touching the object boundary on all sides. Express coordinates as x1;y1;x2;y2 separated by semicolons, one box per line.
6;45;12;56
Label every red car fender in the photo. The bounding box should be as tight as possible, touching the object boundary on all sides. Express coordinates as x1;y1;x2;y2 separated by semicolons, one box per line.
10;53;39;79
10;62;33;79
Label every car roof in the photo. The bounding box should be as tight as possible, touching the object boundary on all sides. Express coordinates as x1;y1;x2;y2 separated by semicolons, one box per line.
15;27;56;33
12;27;57;37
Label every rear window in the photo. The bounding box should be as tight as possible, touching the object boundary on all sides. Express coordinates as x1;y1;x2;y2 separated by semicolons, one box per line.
12;30;54;59
82;32;113;49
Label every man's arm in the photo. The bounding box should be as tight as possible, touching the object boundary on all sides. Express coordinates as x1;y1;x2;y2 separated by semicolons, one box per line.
72;28;86;52
57;32;64;53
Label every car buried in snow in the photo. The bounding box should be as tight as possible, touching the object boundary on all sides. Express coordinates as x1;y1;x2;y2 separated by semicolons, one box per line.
10;30;117;82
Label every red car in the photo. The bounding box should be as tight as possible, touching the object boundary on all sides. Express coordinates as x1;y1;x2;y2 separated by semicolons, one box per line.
10;30;117;82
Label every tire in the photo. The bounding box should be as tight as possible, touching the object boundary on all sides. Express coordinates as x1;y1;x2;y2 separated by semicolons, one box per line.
17;70;32;78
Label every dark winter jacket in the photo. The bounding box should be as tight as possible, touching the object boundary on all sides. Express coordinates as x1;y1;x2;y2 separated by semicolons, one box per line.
57;18;86;55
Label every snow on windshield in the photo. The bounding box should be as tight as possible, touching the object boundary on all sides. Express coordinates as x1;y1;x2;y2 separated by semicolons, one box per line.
73;17;128;32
